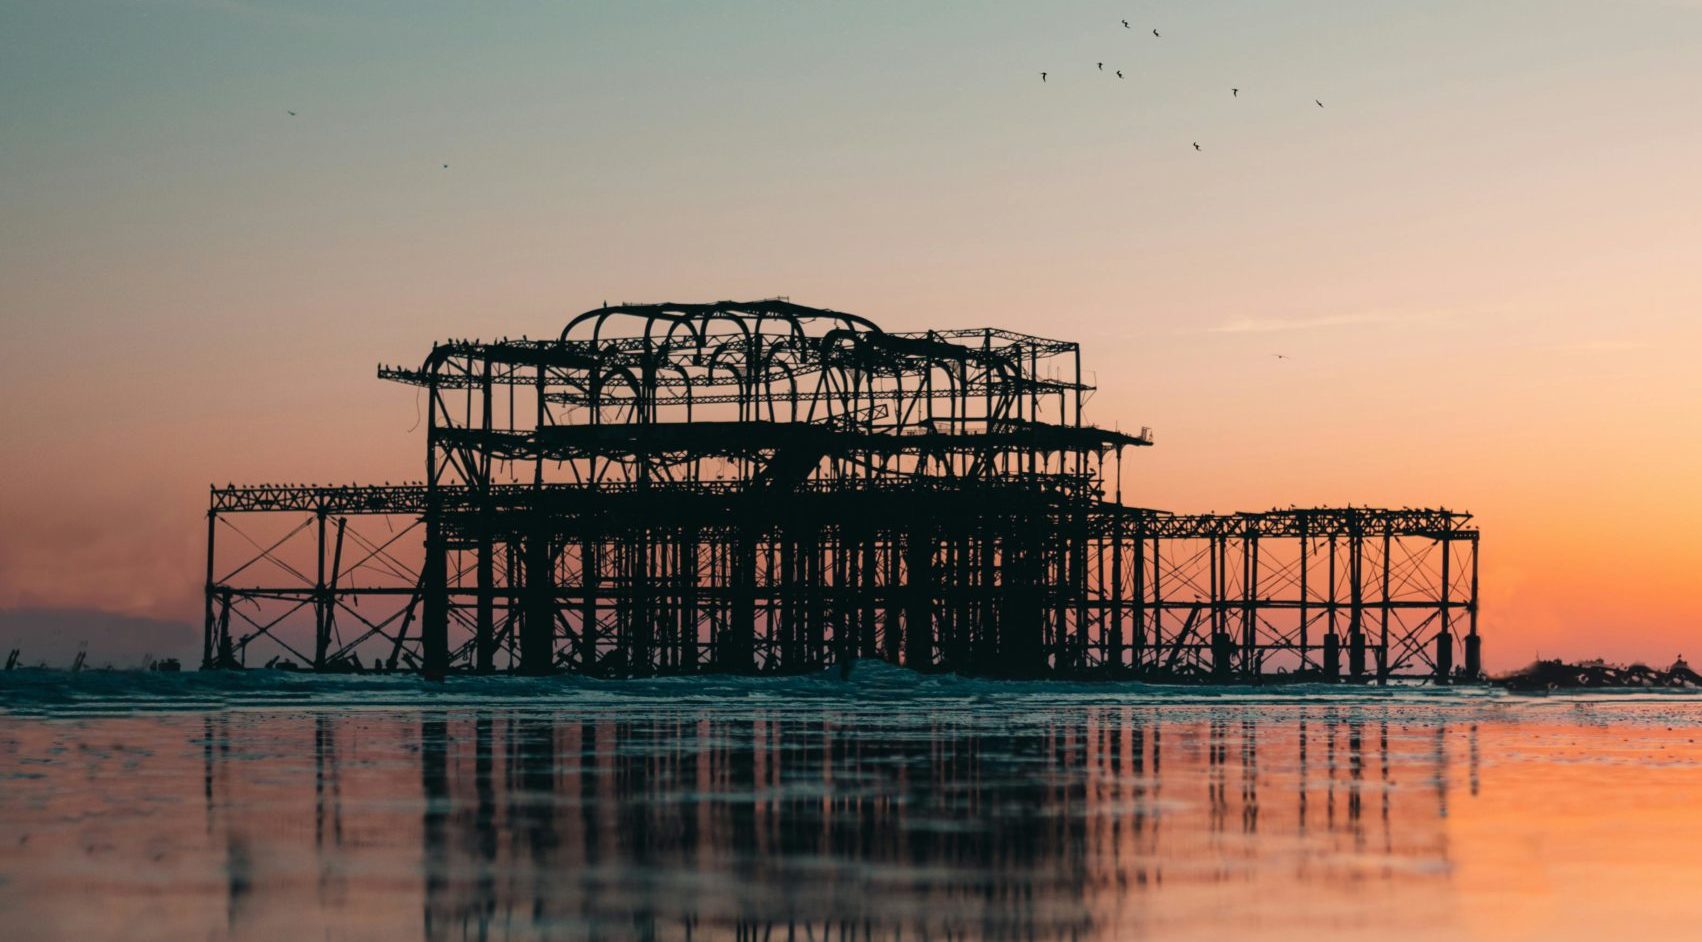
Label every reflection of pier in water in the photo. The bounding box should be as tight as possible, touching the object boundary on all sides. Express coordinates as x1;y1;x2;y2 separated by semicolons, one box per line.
191;709;1481;940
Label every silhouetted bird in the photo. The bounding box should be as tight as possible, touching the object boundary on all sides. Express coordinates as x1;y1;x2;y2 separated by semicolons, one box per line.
442;163;449;169
1274;354;1289;359
1153;29;1161;37
1192;142;1201;150
1116;70;1124;79
287;111;296;116
1122;19;1130;28
1315;99;1324;107
1041;72;1047;82
1232;88;1238;97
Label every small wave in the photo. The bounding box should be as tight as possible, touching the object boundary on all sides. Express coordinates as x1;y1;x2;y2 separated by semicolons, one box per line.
2;661;1697;717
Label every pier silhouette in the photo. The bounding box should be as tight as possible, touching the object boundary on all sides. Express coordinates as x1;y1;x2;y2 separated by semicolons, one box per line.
202;301;1479;681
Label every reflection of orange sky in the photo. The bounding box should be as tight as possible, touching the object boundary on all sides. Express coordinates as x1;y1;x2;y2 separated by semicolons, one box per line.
1448;724;1702;941
3;3;1701;668
4;706;1701;939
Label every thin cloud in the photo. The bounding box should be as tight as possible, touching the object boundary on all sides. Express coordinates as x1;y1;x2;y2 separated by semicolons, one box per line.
1203;311;1429;334
1544;339;1651;353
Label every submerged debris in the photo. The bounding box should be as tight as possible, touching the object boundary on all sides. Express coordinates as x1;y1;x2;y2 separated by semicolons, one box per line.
1495;657;1699;691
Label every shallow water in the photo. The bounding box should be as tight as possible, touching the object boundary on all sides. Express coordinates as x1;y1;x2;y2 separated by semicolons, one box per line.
2;667;1701;941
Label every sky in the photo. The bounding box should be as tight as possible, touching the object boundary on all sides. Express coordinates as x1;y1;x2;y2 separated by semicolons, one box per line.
2;0;1699;668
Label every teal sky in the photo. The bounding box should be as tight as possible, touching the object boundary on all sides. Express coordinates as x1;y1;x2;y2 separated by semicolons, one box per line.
3;1;1701;665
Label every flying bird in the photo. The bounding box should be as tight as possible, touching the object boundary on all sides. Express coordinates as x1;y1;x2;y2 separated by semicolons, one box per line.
1122;19;1130;28
1315;99;1324;108
1116;70;1124;79
1153;29;1161;37
1273;354;1289;360
1041;72;1047;82
1192;142;1201;151
442;163;449;169
1232;88;1238;97
287;111;296;116
1098;62;1104;71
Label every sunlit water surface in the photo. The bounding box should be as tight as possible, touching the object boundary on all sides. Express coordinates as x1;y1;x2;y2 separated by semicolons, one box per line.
3;667;1701;941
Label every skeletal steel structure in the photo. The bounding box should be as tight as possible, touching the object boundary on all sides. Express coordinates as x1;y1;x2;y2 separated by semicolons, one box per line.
203;300;1480;681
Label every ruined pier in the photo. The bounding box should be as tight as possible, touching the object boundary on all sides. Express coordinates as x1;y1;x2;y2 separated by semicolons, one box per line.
203;300;1479;681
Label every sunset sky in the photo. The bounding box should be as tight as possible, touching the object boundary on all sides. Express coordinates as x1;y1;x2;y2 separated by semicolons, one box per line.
2;1;1699;667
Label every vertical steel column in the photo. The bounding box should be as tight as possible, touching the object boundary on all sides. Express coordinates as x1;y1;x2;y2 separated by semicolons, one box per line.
1242;526;1259;678
580;537;599;673
1437;522;1454;684
421;370;449;678
1109;514;1124;675
1349;519;1366;680
475;356;495;673
520;527;554;675
904;526;933;670
1149;533;1162;674
1378;527;1392;684
723;527;756;671
313;510;329;670
1323;534;1340;679
1465;532;1482;678
202;505;217;669
1298;518;1310;672
1131;518;1146;672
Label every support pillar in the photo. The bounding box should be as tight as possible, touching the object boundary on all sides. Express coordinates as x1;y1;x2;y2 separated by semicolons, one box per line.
904;527;933;671
1466;532;1482;678
520;528;554;675
202;508;217;670
475;529;495;674
1436;630;1455;684
421;514;449;679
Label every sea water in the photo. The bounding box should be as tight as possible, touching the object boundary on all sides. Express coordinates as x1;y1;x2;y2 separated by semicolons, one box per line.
2;664;1701;941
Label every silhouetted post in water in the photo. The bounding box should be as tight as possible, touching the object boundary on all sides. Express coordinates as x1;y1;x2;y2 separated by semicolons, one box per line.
1108;509;1125;674
1212;628;1235;680
4;649;18;670
580;536;599;673
1209;533;1223;673
1465;531;1482;677
1437;521;1454;684
313;515;345;670
1000;525;1043;677
1298;517;1310;672
216;587;234;667
1379;525;1393;684
1349;514;1366;680
1241;523;1259;679
421;364;449;679
904;526;934;670
1130;521;1147;672
721;527;755;671
521;526;554;675
1324;533;1341;679
313;510;329;670
202;503;217;669
475;355;495;674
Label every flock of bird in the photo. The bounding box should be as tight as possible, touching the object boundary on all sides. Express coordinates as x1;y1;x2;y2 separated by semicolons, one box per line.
1044;20;1327;155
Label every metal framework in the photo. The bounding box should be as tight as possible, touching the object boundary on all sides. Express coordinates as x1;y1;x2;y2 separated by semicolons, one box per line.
203;300;1480;681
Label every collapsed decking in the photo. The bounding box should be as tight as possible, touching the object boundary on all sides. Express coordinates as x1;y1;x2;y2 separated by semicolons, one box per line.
203;300;1480;681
